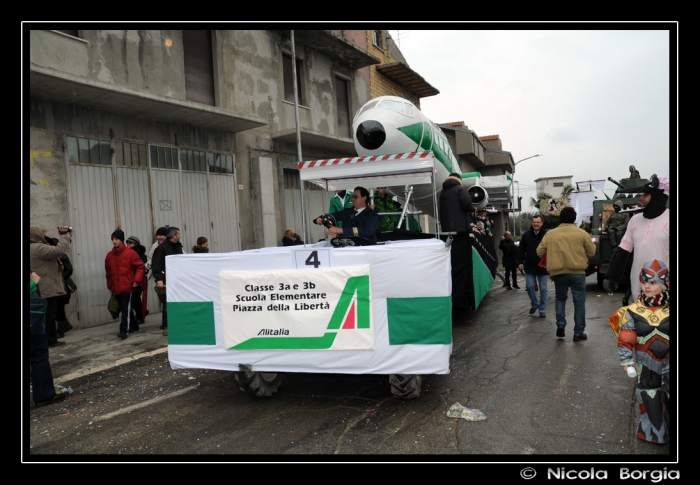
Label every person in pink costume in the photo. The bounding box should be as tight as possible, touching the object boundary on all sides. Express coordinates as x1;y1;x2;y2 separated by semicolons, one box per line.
604;174;670;299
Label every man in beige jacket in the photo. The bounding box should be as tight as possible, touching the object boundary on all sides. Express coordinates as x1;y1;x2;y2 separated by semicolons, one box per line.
536;207;596;342
29;225;72;348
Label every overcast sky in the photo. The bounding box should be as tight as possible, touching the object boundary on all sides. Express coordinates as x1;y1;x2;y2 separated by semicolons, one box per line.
393;27;673;207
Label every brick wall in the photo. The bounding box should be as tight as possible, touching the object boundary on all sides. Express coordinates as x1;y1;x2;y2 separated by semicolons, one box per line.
366;30;420;108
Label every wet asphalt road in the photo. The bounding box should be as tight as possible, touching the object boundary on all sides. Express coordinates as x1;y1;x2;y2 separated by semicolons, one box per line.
26;275;675;463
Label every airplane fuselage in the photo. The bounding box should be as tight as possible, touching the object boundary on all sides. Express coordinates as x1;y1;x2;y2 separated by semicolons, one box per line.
352;95;464;218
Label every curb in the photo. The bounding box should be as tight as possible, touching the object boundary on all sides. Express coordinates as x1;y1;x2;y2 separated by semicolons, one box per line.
55;347;169;384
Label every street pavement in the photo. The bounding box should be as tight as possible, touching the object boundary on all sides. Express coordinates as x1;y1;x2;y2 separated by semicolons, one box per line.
48;313;168;385
38;276;674;458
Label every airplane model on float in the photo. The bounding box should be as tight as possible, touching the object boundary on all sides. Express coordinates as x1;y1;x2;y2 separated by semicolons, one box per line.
351;95;490;217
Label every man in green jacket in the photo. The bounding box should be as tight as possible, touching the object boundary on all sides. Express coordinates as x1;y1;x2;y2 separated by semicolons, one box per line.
536;207;596;342
329;190;353;228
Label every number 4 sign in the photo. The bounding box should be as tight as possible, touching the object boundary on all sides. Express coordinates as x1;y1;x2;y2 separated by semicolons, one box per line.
292;248;333;269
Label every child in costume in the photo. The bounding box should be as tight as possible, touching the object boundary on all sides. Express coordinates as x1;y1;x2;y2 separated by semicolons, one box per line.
609;259;670;444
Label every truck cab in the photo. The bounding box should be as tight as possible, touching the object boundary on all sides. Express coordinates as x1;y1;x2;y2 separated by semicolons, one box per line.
587;176;649;288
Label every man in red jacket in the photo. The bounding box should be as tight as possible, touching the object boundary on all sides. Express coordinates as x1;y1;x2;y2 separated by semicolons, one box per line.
105;229;145;339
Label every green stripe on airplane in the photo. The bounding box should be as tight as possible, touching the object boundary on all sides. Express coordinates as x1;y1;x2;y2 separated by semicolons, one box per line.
397;122;458;174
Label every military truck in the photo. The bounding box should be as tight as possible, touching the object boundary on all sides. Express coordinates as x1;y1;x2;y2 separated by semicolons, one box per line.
534;173;649;289
587;174;649;288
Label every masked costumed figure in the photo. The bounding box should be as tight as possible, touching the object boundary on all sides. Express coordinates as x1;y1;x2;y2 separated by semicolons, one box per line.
609;259;670;444
604;174;670;302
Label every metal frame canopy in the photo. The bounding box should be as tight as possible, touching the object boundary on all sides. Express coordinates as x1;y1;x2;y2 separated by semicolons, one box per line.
297;151;439;238
298;151;436;189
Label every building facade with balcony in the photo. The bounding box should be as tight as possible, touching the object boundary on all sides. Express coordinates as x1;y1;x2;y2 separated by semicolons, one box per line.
28;28;383;328
27;27;521;327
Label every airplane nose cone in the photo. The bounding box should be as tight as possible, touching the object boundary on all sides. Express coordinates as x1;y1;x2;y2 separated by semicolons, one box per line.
355;121;386;151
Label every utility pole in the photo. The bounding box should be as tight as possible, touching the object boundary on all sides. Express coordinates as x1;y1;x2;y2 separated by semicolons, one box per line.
514;181;521;238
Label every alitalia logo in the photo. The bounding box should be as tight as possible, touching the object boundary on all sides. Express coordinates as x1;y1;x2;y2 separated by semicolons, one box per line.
231;275;371;350
257;328;290;336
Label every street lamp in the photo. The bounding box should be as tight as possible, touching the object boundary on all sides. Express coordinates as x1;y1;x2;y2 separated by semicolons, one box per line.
511;154;541;237
513;154;542;173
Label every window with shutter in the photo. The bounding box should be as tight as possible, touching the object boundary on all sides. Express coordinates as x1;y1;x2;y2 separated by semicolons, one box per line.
183;30;215;106
372;30;383;49
336;76;350;138
283;54;304;105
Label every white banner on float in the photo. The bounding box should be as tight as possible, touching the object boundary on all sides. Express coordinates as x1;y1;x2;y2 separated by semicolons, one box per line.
219;265;374;351
166;239;453;375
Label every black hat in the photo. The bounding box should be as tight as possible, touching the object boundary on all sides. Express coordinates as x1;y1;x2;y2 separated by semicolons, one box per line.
156;227;168;236
126;236;140;246
626;174;664;196
111;229;125;242
627;174;669;219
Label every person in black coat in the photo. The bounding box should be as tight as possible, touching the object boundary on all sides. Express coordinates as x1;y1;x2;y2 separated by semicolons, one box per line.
315;186;379;245
439;173;473;233
152;227;184;336
46;236;75;336
126;236;149;325
518;214;549;317
499;231;520;289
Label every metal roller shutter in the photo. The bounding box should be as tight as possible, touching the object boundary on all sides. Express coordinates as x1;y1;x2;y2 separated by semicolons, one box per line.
183;30;215;106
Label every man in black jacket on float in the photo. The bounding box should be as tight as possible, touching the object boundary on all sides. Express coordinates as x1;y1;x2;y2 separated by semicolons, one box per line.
316;187;379;245
439;173;473;233
151;226;184;336
518;214;549;317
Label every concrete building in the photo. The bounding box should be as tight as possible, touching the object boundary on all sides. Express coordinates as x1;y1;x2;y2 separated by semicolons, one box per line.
534;175;574;196
28;29;384;328
27;28;517;328
27;28;442;328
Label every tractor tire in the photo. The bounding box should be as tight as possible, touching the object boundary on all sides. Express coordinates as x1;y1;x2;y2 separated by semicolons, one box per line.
389;374;422;399
234;371;282;398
